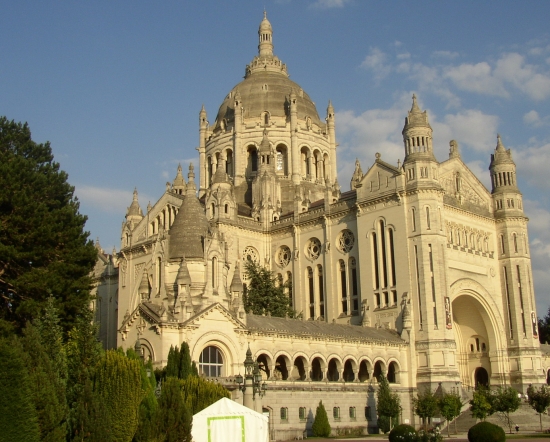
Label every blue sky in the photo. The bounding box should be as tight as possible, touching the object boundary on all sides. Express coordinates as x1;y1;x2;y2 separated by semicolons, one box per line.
2;0;550;317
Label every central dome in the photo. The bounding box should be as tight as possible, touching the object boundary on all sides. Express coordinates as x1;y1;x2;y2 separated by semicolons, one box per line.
213;13;321;133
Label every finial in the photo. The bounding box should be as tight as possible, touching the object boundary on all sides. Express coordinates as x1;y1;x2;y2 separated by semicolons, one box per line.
411;94;420;112
133;187;138;200
496;134;505;152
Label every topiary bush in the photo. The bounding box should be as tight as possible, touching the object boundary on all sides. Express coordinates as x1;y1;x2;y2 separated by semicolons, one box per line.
467;422;505;442
389;424;418;442
312;400;331;437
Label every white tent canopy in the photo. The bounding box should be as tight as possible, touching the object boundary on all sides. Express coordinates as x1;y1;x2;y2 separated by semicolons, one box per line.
191;397;269;442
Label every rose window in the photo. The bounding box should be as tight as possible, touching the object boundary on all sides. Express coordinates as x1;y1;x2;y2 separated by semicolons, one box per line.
337;229;355;253
242;246;259;264
276;246;292;268
305;238;322;261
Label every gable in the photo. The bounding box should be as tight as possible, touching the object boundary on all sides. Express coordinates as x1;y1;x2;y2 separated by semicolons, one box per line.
439;158;492;214
356;160;401;200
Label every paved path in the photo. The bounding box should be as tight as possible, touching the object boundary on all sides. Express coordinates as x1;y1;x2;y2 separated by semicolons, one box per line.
279;433;548;441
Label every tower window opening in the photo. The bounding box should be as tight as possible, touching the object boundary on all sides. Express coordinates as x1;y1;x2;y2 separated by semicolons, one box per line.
307;267;314;319
340;260;348;314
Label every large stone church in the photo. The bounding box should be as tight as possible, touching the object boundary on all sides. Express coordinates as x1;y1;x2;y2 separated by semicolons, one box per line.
93;13;548;438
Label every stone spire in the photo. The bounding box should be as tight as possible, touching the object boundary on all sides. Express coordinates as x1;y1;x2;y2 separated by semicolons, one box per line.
168;163;209;260
176;257;192;286
172;164;186;195
126;188;143;221
138;271;150;300
489;134;519;195
258;11;274;58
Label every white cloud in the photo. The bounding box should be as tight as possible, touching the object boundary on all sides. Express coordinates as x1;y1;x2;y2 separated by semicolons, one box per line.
514;141;550;190
360;48;392;80
432;109;499;153
309;0;350;9
444;62;508;97
432;50;459;60
524;110;550;127
75;185;153;214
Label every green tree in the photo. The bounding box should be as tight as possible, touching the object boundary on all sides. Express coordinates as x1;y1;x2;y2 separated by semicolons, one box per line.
527;384;550;432
413;389;439;431
0;337;40;442
181;376;230;415
134;360;160;442
157;377;192;442
469;387;492;421
438;392;463;437
66;306;106;441
165;342;198;381
0;117;98;334
20;323;68;441
377;374;401;433
311;400;331;437
538;306;550;344
491;386;520;434
243;260;295;317
95;350;144;442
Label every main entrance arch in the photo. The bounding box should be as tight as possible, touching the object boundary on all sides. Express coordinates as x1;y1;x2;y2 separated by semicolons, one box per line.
451;289;503;389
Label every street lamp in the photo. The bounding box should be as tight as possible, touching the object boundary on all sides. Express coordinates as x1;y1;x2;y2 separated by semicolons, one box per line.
235;346;267;408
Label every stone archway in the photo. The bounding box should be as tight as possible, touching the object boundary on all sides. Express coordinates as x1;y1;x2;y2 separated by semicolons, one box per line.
452;293;500;388
475;367;489;388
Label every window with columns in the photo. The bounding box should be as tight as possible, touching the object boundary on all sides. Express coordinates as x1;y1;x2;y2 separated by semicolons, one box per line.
371;220;397;309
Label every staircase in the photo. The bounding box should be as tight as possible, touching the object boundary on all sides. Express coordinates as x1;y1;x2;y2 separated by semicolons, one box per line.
442;404;550;434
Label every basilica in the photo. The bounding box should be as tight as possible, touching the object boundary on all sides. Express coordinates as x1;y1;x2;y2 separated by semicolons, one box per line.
93;13;548;438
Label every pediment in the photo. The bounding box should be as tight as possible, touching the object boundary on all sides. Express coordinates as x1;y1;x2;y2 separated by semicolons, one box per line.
439;158;491;211
182;302;247;330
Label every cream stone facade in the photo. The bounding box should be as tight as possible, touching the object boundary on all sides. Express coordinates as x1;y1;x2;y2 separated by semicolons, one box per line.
94;13;549;438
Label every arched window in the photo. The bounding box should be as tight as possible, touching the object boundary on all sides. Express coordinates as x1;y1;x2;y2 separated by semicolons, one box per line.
157;257;162;294
317;264;325;318
339;260;348;314
247;146;258;173
426;207;431;230
411;207;416;231
307;267;314;319
199;346;223;377
513;233;518;253
212;257;218;289
349;257;359;312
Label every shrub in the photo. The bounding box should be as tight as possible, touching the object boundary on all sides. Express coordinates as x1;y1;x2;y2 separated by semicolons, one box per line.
467;421;505;442
312;400;331;437
389;424;417;442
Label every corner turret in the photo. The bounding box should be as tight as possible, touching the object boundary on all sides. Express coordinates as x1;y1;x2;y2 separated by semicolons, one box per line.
489;135;523;217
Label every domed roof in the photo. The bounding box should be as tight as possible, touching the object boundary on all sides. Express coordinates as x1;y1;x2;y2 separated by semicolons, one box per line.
213;14;322;133
168;164;209;260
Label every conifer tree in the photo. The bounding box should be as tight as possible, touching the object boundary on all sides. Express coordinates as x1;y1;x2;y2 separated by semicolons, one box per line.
95;350;143;442
165;345;180;378
134;360;160;442
311;400;331;437
66;306;105;441
0;337;40;442
181;376;230;415
157;377;192;442
0;117;97;334
20;323;68;441
179;342;193;380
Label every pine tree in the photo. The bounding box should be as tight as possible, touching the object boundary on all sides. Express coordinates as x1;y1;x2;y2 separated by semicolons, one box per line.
0;337;40;442
179;342;194;380
95;350;143;442
243;260;295;317
311;400;331;437
377;374;400;433
66;306;105;441
180;376;230;415
0;117;98;334
20;323;68;441
134;360;160;442
165;345;180;378
157;377;192;442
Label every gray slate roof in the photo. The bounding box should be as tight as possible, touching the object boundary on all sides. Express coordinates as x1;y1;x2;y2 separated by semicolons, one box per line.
246;314;405;344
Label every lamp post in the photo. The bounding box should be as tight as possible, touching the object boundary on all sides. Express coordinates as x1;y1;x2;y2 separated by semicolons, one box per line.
235;346;267;410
